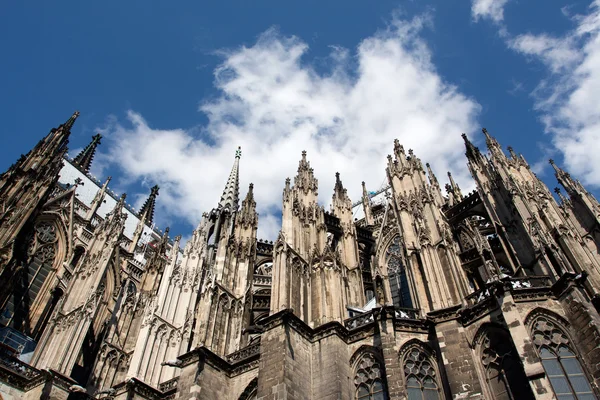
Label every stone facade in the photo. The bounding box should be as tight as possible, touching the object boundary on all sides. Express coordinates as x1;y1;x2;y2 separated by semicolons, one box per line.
1;113;600;399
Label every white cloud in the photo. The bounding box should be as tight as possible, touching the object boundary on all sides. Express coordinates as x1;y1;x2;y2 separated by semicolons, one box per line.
98;14;481;239
471;0;509;23
507;1;600;186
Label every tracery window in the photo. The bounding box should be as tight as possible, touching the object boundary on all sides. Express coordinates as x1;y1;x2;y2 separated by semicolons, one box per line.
402;347;441;400
354;352;388;400
479;328;534;400
530;316;596;399
2;221;59;334
386;236;412;308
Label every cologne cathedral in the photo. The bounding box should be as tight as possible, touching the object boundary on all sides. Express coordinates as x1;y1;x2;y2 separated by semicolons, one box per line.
1;112;600;400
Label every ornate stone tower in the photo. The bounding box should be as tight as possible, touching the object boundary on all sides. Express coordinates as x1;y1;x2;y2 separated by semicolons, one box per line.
271;152;365;327
187;147;259;356
0;112;78;310
384;140;471;313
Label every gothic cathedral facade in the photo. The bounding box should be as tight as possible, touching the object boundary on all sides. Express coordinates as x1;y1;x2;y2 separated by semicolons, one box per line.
1;113;600;400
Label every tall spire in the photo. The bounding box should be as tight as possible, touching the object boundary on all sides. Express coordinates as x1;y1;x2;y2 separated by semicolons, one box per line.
138;185;160;225
462;133;481;161
73;134;102;173
63;111;80;131
549;159;580;194
218;147;241;211
294;150;318;193
426;163;439;186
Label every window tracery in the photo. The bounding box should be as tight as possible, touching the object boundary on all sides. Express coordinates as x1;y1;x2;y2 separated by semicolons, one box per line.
530;316;595;399
386;236;412;308
2;221;59;333
354;352;388;400
478;328;534;400
402;347;441;400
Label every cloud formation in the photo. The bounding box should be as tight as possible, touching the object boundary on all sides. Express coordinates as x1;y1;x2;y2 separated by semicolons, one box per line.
98;14;481;239
471;0;509;23
508;1;600;186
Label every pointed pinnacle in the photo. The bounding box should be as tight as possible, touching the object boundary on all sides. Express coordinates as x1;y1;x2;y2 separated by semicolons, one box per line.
139;185;160;225
73;133;102;173
218;147;241;210
462;133;480;160
64;111;80;131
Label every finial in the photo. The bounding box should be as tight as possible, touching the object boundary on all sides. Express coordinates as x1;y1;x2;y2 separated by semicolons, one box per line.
549;159;555;165
235;146;242;159
64;111;80;130
73;133;103;173
139;185;160;225
301;150;307;161
554;187;561;194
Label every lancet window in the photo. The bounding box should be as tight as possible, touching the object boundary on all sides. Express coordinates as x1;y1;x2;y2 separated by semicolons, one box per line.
530;316;596;399
402;346;442;400
386;236;412;308
354;352;389;400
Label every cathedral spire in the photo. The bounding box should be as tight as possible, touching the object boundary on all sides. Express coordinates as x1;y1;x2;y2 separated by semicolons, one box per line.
138;185;160;226
73;134;102;173
294;150;318;194
549;159;580;194
447;172;463;200
218;147;241;211
361;181;374;225
238;183;258;228
482;128;506;160
62;111;80;131
426;163;439;187
86;176;111;221
462;133;481;161
332;172;351;210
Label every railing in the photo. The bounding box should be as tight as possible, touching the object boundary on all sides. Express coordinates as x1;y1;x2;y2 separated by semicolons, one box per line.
507;275;552;290
126;260;144;280
394;307;420;320
80;228;93;242
0;347;42;380
226;341;261;363
159;377;179;392
253;275;272;286
445;190;481;220
252;296;270;310
465;287;492;308
256;239;274;255
344;311;375;330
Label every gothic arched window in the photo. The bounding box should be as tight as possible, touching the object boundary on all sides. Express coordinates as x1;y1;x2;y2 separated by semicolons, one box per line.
354;352;389;400
2;221;60;335
386;236;412;308
478;327;534;400
530;316;595;399
402;346;442;400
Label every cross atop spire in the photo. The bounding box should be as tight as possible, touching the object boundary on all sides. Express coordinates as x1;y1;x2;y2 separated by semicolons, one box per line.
73;134;102;173
138;185;160;225
218;147;241;211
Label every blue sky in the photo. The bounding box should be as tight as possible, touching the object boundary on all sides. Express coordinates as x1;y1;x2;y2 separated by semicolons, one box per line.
1;0;599;240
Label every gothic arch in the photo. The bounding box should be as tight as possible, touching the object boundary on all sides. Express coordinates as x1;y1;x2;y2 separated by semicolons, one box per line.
526;310;596;399
351;346;389;400
2;216;68;336
238;377;258;400
473;324;535;400
523;307;570;329
399;340;444;400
